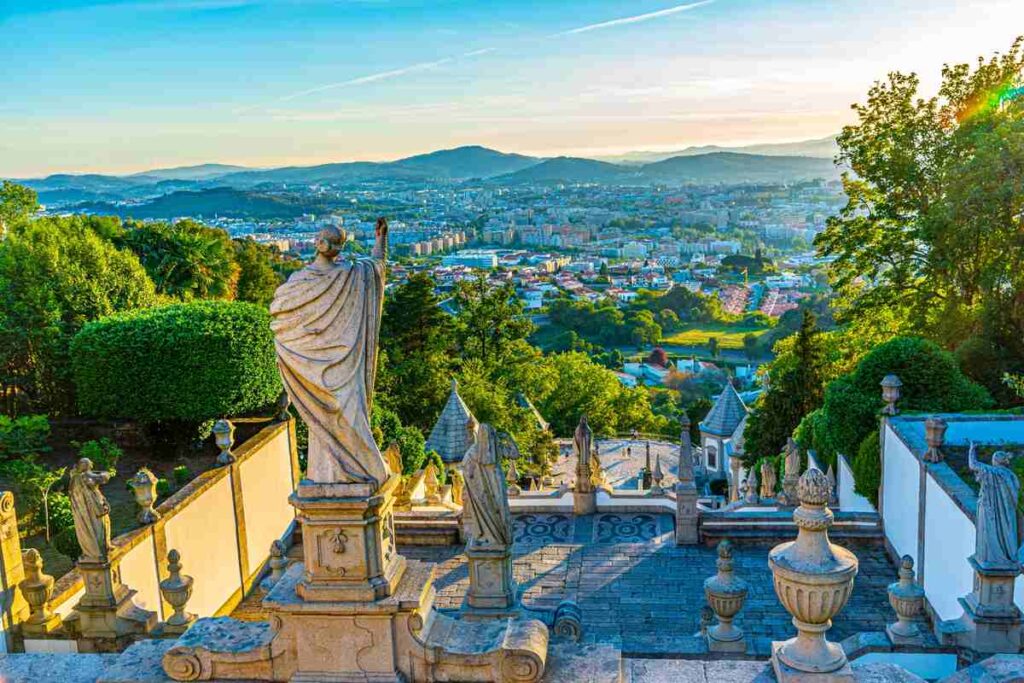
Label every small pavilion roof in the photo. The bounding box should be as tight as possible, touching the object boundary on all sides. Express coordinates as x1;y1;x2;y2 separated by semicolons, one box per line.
426;379;478;464
700;383;748;438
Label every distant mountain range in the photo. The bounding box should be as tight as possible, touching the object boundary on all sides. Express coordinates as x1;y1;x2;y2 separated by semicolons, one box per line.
595;136;839;163
10;140;841;218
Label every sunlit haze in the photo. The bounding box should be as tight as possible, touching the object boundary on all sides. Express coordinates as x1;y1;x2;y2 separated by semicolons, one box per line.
2;0;1022;176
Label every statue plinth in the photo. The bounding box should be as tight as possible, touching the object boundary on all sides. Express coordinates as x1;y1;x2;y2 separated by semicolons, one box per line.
74;559;157;646
462;544;517;619
572;488;597;515
291;475;406;603
953;555;1022;654
675;481;699;545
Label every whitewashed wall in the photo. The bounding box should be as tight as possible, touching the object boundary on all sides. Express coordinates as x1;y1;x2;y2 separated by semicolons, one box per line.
922;476;975;621
882;425;920;562
838;455;875;513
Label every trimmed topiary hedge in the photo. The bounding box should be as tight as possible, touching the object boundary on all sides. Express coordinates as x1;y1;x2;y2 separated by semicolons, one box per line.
71;301;281;422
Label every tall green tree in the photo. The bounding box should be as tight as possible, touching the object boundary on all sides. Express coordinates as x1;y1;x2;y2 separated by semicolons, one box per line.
120;220;239;301
0;181;38;235
0;216;157;413
233;239;282;307
453;277;533;366
379;273;455;432
742;310;825;464
815;39;1024;397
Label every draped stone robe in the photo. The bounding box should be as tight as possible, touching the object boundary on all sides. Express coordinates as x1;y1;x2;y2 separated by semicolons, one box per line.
972;458;1023;569
574;417;594;494
462;424;513;550
271;256;388;487
69;462;112;563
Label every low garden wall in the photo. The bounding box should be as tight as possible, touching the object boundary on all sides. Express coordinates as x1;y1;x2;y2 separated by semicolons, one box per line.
879;414;1024;626
49;418;300;622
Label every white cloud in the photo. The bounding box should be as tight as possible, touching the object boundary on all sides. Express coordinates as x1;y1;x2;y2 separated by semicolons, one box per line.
555;0;715;36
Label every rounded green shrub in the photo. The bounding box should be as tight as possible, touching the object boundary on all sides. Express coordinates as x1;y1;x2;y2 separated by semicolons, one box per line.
852;430;881;507
71;301;281;422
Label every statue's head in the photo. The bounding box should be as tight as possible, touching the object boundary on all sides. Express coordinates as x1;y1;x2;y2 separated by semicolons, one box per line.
76;457;93;472
993;450;1013;467
315;226;346;259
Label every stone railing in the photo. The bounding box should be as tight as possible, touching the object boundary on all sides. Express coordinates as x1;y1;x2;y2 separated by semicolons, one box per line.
48;418;300;625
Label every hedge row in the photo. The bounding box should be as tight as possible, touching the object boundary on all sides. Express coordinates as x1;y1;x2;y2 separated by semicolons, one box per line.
71;301;281;422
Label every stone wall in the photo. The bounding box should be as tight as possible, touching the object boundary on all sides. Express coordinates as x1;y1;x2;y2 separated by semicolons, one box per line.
48;419;300;623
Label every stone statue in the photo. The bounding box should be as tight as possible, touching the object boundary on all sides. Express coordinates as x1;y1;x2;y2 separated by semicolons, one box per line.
271;219;389;488
574;416;594;493
760;460;777;499
744;468;759;504
68;458;113;562
461;424;513;549
590;447;606;488
968;441;1024;568
779;437;801;505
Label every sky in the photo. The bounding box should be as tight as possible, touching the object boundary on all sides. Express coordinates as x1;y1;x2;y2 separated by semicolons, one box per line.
2;0;1022;177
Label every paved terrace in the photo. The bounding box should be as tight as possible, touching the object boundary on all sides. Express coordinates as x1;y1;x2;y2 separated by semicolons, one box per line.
550;438;685;491
401;512;897;656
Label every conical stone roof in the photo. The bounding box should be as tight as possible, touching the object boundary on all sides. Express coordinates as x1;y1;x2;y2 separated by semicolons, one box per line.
426;379;479;464
700;383;748;437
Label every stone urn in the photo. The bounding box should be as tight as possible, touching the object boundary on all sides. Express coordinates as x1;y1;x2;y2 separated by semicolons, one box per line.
130;467;162;524
887;555;925;640
703;539;749;649
769;468;858;674
924;417;947;463
19;548;61;635
159;550;196;634
212;419;235;465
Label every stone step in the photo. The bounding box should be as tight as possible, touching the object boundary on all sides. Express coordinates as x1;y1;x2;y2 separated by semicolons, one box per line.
542;640;623;683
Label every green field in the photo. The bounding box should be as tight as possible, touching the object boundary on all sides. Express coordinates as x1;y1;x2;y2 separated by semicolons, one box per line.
661;324;771;350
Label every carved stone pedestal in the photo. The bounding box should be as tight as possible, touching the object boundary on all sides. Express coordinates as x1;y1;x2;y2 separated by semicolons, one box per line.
954;556;1023;655
291;476;405;604
462;545;517;619
675;482;699;545
573;490;596;516
74;560;157;650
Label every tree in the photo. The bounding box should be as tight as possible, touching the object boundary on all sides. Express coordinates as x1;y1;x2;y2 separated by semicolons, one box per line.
3;456;65;542
454;277;533;365
647;347;670;367
707;336;720;358
233;239;282;307
0;216;158;413
742;334;758;360
0;181;38;234
742;310;825;464
815;40;1024;395
380;273;455;432
119;220;239;301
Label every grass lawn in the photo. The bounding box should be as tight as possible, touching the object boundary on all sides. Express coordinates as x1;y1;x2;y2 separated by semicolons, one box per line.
662;323;771;350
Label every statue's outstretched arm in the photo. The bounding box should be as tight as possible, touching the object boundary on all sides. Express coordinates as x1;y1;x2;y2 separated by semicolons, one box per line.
968;440;979;472
373;217;389;261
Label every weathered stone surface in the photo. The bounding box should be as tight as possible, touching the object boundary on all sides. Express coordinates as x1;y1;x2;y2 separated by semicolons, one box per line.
542;641;620;683
99;639;176;683
938;654;1024;682
0;653;118;683
851;661;926;683
625;658;774;683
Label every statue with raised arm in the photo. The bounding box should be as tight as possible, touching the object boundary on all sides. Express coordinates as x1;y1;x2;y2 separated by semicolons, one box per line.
69;458;113;562
574;415;594;494
968;440;1024;568
271;218;389;488
461;424;513;549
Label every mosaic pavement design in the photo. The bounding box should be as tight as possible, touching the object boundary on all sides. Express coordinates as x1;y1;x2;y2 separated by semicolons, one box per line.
513;513;575;544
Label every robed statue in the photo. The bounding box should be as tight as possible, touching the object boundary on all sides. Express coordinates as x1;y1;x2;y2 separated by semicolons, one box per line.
461;424;513;549
69;458;113;562
271;219;389;488
760;459;777;499
968;441;1024;568
574;415;594;493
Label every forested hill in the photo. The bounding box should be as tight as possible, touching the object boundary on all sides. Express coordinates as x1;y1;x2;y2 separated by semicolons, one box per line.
75;187;328;219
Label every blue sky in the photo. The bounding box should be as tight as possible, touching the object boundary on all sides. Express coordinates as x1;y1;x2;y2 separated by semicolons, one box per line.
2;0;1022;176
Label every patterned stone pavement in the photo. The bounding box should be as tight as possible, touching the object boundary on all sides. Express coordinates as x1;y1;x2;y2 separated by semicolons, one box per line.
400;512;898;654
550;438;684;491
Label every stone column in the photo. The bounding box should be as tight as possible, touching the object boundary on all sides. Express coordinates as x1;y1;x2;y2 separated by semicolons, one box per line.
675;418;699;545
729;455;743;504
0;491;29;645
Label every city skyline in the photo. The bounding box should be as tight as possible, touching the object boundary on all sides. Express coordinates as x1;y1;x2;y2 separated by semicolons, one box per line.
3;0;1022;177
